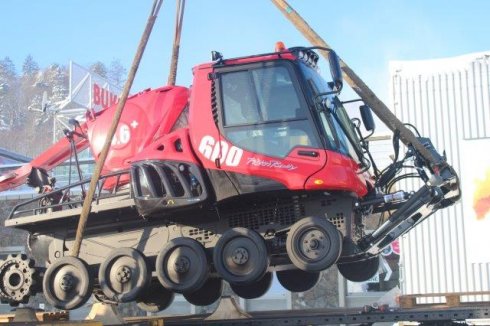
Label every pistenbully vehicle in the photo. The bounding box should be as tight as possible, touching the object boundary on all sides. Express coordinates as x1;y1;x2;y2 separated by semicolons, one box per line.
0;44;460;311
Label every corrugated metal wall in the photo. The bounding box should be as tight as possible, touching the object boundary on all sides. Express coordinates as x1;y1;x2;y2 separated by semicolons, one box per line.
389;52;490;302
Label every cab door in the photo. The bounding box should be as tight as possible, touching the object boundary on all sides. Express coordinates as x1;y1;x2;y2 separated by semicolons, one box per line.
191;60;327;197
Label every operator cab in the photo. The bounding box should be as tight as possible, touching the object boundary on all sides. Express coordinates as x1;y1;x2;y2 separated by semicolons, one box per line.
210;46;374;191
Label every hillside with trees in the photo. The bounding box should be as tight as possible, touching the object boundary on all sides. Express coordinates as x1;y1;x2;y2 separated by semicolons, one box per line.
0;55;126;158
0;56;127;310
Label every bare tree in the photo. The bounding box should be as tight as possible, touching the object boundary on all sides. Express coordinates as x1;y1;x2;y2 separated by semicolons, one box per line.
108;59;127;88
89;61;108;78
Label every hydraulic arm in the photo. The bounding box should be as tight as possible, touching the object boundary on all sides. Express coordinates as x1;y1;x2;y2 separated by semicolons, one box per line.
271;0;461;260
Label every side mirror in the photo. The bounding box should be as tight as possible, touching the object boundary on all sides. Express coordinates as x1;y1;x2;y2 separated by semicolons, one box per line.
328;50;343;92
211;51;223;62
360;104;375;132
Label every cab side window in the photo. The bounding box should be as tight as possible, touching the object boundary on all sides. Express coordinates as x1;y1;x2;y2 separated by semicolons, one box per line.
220;63;318;158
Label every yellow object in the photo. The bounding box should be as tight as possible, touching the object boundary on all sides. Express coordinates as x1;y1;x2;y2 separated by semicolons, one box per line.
474;168;490;220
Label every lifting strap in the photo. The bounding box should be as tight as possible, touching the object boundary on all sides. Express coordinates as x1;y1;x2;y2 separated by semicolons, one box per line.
270;0;441;167
168;0;186;86
71;0;164;257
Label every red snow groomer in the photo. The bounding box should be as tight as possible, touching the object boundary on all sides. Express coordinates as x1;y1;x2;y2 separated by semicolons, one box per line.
0;45;459;311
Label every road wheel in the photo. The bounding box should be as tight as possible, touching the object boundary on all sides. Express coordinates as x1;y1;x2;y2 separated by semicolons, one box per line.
43;256;93;310
99;248;150;302
156;237;208;294
286;217;342;272
213;227;269;286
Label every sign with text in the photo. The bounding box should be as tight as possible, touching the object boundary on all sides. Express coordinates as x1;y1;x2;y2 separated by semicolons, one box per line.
69;61;122;112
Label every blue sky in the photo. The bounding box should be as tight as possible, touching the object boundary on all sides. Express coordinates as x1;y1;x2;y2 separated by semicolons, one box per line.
1;0;489;104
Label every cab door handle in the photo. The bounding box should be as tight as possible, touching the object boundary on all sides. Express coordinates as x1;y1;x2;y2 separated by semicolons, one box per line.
297;150;319;157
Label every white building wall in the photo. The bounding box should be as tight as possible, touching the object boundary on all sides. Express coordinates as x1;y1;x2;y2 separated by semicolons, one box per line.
389;52;490;301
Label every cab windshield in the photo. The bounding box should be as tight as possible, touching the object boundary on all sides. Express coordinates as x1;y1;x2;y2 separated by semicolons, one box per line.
299;63;363;164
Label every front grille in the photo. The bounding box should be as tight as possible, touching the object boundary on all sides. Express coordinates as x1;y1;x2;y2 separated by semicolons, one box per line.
227;200;305;230
131;161;203;199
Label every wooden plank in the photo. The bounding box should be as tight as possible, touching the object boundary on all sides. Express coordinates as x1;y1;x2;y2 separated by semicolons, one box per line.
402;291;490;299
399;296;416;309
446;294;461;307
399;291;490;309
0;310;71;324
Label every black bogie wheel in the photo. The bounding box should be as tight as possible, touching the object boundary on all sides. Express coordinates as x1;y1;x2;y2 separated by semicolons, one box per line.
137;281;175;313
213;227;269;286
99;248;150;303
43;256;93;310
183;277;223;306
230;272;272;299
337;256;380;282
156;237;208;294
276;269;320;292
286;217;342;272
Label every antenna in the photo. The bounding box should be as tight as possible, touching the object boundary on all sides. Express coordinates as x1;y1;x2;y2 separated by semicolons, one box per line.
41;91;48;113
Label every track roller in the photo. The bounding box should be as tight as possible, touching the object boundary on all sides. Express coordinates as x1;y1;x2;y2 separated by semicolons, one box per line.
156;237;208;293
183;277;223;306
213;227;269;286
286;217;342;272
276;269;320;292
137;281;175;313
99;248;150;302
0;254;36;304
337;256;380;282
230;272;272;299
43;256;93;310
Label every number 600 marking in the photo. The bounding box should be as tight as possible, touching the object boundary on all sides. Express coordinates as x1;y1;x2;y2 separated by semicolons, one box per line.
199;135;243;167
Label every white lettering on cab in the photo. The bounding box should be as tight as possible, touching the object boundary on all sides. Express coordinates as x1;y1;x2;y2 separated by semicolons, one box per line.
198;135;243;167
